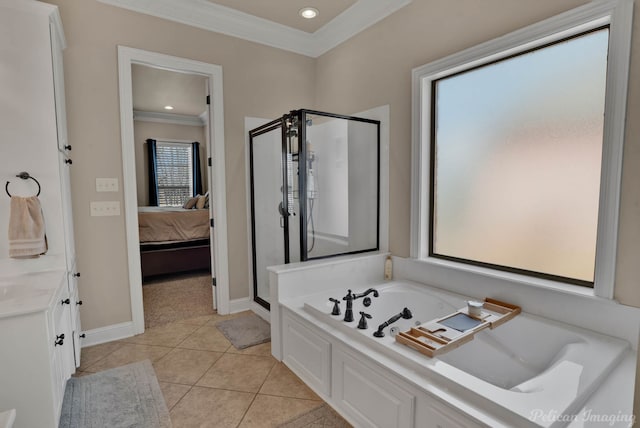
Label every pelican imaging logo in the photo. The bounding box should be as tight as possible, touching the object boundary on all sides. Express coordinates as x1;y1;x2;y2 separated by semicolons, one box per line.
529;409;636;426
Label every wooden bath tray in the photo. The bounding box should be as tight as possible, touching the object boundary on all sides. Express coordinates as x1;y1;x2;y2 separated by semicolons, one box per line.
396;298;521;358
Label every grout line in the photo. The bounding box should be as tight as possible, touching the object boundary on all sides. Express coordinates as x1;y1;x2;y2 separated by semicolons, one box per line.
167;384;194;413
237;391;259;427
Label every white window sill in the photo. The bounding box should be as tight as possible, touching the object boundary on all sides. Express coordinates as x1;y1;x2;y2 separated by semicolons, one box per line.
413;256;620;305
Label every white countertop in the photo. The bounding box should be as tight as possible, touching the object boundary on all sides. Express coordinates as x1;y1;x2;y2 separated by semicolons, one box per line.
0;255;67;319
0;254;66;276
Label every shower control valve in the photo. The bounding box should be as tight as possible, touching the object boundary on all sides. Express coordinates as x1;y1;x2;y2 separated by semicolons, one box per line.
329;298;341;316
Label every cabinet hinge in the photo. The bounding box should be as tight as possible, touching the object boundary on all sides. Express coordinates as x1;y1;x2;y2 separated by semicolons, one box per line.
212;277;217;287
206;95;210;105
210;218;214;228
208;157;212;167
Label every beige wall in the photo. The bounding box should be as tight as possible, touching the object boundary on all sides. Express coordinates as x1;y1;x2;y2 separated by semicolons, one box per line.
314;0;640;309
46;0;315;330
133;121;206;206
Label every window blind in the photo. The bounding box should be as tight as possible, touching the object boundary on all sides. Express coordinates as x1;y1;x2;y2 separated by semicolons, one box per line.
155;141;193;206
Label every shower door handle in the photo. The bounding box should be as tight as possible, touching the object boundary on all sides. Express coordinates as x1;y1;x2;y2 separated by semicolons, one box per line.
278;202;285;228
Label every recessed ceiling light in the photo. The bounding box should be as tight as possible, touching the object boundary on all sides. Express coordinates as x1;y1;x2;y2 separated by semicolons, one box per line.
164;105;174;110
299;7;319;19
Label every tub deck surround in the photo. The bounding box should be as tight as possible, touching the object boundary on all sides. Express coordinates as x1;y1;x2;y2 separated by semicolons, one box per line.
270;254;639;428
301;281;629;426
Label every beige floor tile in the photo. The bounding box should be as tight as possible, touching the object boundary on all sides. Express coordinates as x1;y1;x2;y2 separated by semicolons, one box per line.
226;341;272;357
197;353;276;392
177;325;232;352
170;386;255;428
78;341;125;371
159;382;192;410
239;395;323;428
260;363;321;400
84;343;172;372
122;322;200;347
154;347;223;385
178;314;216;326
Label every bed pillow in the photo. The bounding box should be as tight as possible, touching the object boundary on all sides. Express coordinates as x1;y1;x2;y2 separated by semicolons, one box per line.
183;196;199;209
196;194;207;209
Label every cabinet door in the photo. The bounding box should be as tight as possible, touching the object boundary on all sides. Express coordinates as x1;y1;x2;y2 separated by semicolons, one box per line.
416;396;484;428
333;347;414;428
69;270;82;368
282;312;331;396
58;151;76;271
50;19;69;153
51;285;74;416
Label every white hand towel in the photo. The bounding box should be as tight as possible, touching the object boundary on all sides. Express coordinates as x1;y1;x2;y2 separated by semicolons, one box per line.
8;195;48;258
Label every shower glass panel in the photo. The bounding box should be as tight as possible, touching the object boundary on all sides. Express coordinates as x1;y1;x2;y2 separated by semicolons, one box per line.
249;120;288;309
249;110;380;310
303;113;379;259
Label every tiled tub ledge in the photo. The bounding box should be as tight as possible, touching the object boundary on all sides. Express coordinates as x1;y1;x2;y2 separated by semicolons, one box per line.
269;254;638;428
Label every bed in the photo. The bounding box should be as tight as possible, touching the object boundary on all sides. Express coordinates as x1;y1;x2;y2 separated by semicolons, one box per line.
138;206;211;278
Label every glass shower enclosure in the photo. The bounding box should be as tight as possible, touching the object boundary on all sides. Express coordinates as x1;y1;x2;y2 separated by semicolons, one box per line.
249;109;380;310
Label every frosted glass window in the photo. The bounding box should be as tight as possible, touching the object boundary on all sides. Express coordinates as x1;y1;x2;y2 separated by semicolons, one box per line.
431;28;609;286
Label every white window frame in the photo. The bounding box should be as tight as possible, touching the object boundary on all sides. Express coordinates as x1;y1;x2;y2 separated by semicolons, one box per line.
410;0;633;299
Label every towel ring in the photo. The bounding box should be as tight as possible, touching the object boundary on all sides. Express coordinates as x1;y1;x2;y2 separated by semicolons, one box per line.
5;172;41;197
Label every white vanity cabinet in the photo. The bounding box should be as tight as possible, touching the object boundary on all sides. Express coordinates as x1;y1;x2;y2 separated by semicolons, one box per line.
0;271;76;428
0;1;82;426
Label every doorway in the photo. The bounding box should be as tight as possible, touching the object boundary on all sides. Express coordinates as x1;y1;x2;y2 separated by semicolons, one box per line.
117;47;230;335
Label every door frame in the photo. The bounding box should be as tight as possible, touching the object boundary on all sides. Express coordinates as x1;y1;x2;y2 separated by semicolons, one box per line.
117;46;230;335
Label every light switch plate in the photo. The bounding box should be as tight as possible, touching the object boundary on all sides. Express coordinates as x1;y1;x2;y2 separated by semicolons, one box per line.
90;201;120;216
96;178;118;192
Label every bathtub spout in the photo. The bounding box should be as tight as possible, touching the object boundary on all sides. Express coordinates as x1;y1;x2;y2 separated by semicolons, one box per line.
373;307;412;338
353;288;379;299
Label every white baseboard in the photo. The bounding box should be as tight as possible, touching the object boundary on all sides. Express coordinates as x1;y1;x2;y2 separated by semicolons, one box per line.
81;321;136;348
250;302;270;322
228;297;251;314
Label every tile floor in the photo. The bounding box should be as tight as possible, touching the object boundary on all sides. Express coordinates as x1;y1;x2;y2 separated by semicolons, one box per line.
77;311;349;427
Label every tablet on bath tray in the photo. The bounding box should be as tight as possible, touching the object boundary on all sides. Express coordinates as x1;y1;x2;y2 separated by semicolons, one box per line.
440;313;484;332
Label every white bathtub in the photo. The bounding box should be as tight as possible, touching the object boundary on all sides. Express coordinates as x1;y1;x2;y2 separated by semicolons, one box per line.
303;280;630;427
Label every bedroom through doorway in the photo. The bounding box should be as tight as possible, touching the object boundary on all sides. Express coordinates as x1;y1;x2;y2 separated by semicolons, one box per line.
133;63;213;328
118;47;230;335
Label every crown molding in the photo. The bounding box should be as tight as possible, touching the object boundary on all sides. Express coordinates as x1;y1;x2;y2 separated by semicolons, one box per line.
311;0;412;56
97;0;412;58
133;110;205;126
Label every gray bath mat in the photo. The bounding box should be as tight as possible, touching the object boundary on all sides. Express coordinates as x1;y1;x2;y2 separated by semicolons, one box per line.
59;360;171;428
278;404;352;428
216;313;271;349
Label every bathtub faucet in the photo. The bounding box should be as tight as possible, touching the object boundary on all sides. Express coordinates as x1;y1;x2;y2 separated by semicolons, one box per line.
342;288;379;322
373;307;412;338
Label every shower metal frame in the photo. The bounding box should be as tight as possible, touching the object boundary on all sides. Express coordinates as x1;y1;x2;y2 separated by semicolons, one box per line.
249;109;381;310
